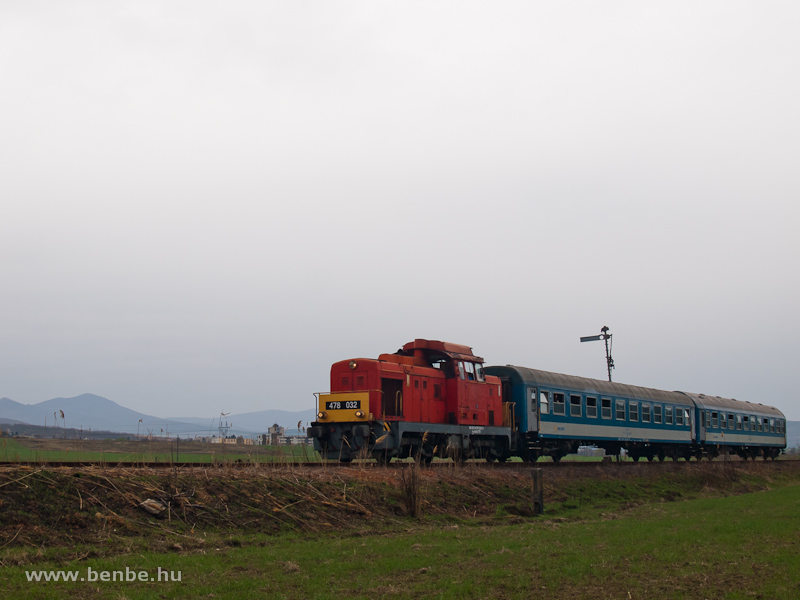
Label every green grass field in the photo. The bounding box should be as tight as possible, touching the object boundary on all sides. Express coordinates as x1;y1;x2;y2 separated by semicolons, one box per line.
2;464;799;599
0;437;319;464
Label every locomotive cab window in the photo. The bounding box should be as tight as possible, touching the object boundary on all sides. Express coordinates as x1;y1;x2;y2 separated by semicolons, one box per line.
458;362;465;380
540;391;550;415
553;393;565;415
601;398;612;419
475;363;485;382
570;395;582;417
629;401;639;422
464;362;475;381
586;397;597;418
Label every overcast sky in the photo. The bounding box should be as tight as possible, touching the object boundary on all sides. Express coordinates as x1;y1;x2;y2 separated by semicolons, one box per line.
1;2;798;422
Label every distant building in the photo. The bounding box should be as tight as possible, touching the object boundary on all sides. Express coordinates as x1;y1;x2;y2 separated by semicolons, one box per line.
268;424;286;445
210;435;239;445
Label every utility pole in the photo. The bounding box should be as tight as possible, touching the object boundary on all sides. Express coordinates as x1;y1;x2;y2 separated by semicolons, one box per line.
580;325;615;382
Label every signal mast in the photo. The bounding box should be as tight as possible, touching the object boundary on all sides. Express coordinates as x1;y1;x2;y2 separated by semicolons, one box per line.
580;325;615;382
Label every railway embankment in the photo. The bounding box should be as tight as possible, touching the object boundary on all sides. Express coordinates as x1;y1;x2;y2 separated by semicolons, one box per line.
2;460;799;566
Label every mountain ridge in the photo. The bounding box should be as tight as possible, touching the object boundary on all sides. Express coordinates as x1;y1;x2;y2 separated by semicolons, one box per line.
0;394;315;437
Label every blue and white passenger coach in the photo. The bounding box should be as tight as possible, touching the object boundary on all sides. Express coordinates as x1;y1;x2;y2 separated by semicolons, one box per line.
682;393;786;460
484;366;786;461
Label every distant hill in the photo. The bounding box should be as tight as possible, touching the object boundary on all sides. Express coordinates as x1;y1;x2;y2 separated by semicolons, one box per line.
0;394;316;438
0;394;210;437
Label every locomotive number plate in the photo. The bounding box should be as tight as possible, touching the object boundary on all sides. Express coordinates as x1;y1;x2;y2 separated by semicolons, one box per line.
325;400;361;410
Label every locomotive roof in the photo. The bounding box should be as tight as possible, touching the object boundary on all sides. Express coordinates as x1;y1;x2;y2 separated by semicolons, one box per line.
678;392;785;418
400;339;484;363
486;365;692;406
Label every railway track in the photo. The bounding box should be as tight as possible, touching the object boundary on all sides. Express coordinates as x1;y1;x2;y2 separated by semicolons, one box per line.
0;458;790;470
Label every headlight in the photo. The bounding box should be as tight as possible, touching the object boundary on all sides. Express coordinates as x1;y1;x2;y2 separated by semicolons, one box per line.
355;410;364;418
349;360;358;370
317;411;327;420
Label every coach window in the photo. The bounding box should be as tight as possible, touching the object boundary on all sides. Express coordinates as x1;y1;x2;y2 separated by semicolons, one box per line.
742;415;749;431
728;413;735;429
676;407;684;426
654;405;663;424
666;406;673;425
754;416;760;432
540;391;550;415
629;401;639;422
720;413;726;429
570;395;582;418
711;412;719;429
770;419;775;433
601;398;612;419
586;397;597;418
706;411;711;428
642;403;651;423
553;393;565;415
615;400;626;421
763;418;769;432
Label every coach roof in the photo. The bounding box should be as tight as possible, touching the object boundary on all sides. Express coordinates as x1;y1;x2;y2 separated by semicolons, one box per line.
678;392;785;418
486;365;692;406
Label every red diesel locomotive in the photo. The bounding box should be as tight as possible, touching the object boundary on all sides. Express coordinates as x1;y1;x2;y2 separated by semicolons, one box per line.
307;339;512;463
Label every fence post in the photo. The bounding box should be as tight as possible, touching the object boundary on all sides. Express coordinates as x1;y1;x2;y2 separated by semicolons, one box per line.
531;468;543;515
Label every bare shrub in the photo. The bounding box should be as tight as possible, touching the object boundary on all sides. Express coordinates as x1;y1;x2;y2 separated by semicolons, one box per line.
399;462;422;517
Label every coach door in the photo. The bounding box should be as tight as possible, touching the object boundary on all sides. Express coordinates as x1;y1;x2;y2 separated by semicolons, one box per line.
698;409;706;443
529;388;538;432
